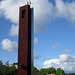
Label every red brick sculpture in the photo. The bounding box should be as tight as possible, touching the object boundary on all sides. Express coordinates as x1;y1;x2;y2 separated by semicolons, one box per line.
17;5;33;75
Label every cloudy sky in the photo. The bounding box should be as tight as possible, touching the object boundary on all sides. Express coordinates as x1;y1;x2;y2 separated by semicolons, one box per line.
0;0;75;73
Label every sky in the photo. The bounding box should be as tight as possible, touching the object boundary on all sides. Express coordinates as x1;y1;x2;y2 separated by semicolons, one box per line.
0;0;75;73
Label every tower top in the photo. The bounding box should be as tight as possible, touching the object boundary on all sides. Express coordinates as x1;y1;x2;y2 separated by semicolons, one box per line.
26;0;31;5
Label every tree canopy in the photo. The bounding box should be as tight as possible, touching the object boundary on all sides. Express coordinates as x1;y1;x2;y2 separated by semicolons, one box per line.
0;60;75;75
0;60;17;75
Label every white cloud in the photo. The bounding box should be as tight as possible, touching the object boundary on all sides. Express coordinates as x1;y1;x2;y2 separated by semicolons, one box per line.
59;54;70;62
0;0;75;33
31;0;54;32
0;0;26;23
35;65;42;70
34;38;38;43
1;39;18;52
44;59;60;69
55;0;75;23
51;45;56;49
9;24;18;36
34;50;41;59
63;49;71;54
43;53;75;73
34;55;41;59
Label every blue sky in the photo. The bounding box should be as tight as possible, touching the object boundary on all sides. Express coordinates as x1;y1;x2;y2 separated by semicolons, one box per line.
0;0;75;73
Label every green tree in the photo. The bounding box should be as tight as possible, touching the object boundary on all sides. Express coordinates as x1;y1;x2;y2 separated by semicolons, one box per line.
55;68;65;75
0;60;8;75
39;68;48;75
47;67;56;74
0;60;17;75
34;67;39;75
9;64;17;75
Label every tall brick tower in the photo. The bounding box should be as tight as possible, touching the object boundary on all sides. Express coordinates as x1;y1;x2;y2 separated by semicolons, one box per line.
17;4;33;75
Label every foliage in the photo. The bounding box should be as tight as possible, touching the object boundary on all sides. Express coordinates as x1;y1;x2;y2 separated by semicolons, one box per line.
0;60;17;75
0;60;75;75
34;67;75;75
38;67;56;75
34;67;39;75
55;68;65;75
9;64;17;75
39;68;48;75
47;67;56;74
66;73;75;75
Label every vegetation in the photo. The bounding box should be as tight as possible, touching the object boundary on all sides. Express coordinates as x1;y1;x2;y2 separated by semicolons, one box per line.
66;73;75;75
0;60;17;75
0;60;75;75
33;67;75;75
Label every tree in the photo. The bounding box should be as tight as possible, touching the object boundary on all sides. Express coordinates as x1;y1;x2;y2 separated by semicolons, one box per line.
0;60;17;75
39;68;48;75
34;67;39;75
38;67;56;75
55;68;65;75
9;64;17;75
47;67;56;74
0;60;9;75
